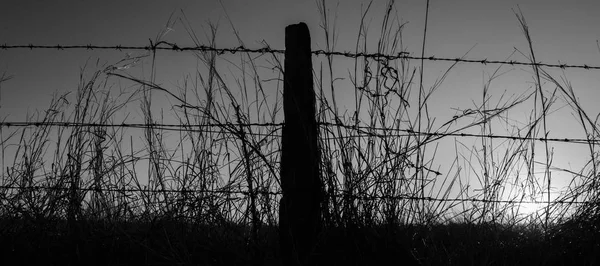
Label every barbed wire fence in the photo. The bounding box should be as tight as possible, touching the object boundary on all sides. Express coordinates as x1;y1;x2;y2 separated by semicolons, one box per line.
2;121;599;144
0;184;589;205
3;42;600;70
1;42;599;224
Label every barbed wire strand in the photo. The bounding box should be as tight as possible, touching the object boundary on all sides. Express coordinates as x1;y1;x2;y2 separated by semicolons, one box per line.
0;185;279;195
0;185;586;205
2;43;600;70
318;121;600;145
0;121;282;129
2;121;597;145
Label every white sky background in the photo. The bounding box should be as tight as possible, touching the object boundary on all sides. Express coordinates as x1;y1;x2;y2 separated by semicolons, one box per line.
1;0;600;220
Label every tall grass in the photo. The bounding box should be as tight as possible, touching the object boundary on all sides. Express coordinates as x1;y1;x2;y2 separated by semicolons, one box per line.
0;1;599;265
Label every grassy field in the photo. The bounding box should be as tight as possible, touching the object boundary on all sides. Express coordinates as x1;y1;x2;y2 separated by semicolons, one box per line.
0;216;598;265
1;1;600;265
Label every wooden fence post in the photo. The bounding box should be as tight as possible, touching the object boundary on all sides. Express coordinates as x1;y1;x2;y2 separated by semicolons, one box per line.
279;22;322;265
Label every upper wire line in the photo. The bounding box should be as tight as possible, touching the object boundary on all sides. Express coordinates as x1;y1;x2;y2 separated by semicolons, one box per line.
2;42;600;70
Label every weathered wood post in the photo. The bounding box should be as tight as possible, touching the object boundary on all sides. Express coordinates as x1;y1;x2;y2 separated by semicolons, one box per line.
279;22;322;265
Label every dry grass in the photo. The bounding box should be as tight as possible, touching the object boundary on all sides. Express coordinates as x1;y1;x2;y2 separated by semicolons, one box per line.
0;1;599;265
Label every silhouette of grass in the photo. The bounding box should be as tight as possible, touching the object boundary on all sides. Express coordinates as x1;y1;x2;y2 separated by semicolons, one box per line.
0;1;599;265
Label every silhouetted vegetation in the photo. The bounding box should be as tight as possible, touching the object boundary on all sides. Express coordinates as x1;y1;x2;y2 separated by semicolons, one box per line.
1;1;599;265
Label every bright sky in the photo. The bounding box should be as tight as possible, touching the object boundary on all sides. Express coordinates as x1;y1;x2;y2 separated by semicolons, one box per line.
1;0;600;220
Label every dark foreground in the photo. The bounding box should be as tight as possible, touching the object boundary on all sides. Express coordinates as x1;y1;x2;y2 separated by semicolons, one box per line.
0;217;598;265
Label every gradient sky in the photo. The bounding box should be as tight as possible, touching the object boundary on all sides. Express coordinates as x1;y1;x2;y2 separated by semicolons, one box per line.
1;0;600;217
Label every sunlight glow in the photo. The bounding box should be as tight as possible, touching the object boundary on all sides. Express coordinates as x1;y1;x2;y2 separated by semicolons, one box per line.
517;202;547;217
